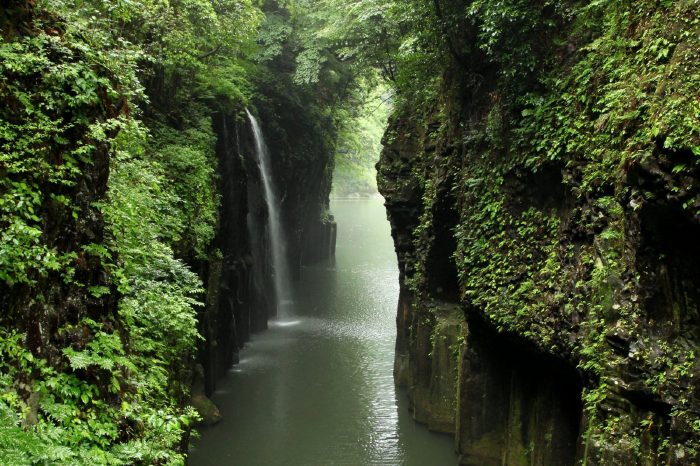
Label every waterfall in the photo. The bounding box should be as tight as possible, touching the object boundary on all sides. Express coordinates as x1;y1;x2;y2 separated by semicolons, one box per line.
245;109;292;317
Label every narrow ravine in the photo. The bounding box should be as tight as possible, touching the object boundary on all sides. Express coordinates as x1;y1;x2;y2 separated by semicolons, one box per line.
4;2;698;464
189;199;457;465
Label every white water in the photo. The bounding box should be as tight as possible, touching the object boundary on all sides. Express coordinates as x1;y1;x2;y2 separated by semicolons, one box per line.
246;109;292;316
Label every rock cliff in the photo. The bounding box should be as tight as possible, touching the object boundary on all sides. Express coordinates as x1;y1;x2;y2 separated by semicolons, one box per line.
197;104;337;398
378;1;700;464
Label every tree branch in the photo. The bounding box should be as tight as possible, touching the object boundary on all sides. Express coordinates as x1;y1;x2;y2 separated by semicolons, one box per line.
197;44;223;60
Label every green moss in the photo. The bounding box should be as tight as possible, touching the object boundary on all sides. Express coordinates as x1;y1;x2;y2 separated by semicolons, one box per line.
382;0;700;460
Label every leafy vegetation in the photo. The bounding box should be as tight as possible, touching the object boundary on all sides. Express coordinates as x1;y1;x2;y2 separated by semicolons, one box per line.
332;87;391;197
373;0;700;462
2;0;699;463
0;0;398;461
0;0;260;463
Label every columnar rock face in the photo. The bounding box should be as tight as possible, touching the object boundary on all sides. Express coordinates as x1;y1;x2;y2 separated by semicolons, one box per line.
197;113;267;395
379;115;585;465
379;111;700;465
378;2;700;464
253;98;337;273
197;106;337;398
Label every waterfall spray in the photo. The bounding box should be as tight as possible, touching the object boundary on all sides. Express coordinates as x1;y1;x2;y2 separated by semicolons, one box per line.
246;109;292;317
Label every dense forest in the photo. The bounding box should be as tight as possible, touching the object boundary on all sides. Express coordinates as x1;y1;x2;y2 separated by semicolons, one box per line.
1;0;699;465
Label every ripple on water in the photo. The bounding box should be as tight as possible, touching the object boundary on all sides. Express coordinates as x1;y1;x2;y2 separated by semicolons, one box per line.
190;199;457;466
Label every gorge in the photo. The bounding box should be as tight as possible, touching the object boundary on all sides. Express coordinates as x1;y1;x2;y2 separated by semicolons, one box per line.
190;198;458;465
1;1;699;465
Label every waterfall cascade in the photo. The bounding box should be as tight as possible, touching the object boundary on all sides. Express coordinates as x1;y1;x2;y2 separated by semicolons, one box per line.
245;109;292;316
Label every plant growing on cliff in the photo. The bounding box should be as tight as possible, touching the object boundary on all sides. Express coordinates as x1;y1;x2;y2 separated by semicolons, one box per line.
359;0;700;461
0;0;261;462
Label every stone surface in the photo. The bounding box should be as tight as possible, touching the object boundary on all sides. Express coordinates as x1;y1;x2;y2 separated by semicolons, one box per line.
197;105;338;398
378;98;700;465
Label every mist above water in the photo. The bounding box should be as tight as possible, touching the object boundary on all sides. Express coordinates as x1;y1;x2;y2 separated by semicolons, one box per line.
190;199;457;465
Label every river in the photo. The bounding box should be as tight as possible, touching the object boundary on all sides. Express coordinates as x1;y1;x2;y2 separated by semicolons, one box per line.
189;198;457;465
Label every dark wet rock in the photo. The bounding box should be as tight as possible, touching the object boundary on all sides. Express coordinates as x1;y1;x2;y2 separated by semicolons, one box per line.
378;96;700;465
197;103;337;397
191;364;222;427
191;394;222;427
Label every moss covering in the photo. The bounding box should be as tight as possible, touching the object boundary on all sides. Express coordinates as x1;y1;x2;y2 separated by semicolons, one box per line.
378;0;700;463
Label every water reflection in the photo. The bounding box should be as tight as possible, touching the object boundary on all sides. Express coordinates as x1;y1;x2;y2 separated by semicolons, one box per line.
189;199;457;465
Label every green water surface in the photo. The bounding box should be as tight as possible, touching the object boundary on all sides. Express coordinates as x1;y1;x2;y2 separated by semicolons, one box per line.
189;198;457;466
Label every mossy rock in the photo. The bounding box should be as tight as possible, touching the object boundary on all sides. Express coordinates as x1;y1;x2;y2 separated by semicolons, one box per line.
191;394;222;427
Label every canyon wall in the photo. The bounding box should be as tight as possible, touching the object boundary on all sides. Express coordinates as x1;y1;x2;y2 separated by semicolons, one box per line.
379;1;700;464
0;0;337;460
196;104;337;399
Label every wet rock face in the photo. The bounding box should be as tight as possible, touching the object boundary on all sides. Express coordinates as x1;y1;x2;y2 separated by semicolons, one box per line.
457;316;582;466
190;364;222;426
378;105;700;463
251;89;336;273
198;114;248;395
377;117;423;287
198;108;338;397
379;113;583;465
377;116;423;393
0;5;121;361
198;112;278;396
